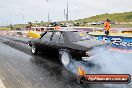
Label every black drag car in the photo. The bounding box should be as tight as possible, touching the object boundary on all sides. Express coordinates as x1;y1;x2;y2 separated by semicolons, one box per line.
28;29;104;66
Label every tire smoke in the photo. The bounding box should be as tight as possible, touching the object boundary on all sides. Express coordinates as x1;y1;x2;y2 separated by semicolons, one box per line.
64;47;132;88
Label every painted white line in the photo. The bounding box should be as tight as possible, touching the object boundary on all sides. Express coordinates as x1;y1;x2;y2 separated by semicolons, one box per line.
29;37;33;38
0;79;6;88
9;34;13;35
23;36;27;38
3;33;7;35
16;35;20;37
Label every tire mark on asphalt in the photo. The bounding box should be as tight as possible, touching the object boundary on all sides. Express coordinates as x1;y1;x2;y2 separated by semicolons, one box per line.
0;35;31;55
0;46;34;88
0;35;106;88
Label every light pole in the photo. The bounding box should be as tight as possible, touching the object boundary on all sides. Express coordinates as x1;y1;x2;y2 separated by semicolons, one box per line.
46;0;50;22
48;12;50;22
66;0;69;22
64;9;66;21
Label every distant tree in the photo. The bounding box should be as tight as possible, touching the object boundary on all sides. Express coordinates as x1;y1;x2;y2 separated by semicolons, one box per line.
10;24;13;30
28;22;32;27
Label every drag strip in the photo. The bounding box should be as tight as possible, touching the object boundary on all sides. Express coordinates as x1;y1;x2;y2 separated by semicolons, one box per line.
0;35;106;88
0;35;131;88
0;36;78;88
0;34;31;54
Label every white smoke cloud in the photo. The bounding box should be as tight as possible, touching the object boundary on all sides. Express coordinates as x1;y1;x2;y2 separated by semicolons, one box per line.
64;47;132;88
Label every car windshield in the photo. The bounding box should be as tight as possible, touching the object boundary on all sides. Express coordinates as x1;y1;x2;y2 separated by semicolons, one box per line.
67;31;93;42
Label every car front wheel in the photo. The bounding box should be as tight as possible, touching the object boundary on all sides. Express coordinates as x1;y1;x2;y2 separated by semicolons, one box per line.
59;51;72;66
31;45;38;55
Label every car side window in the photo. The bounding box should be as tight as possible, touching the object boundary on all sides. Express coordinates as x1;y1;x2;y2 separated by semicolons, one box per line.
51;32;64;43
41;32;53;42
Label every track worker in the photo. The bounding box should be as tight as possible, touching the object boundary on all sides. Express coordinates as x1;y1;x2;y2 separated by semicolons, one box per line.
54;24;61;30
104;19;111;35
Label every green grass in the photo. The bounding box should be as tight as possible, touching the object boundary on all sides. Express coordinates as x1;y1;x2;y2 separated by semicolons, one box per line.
75;11;132;23
9;11;132;29
0;28;11;30
12;24;26;28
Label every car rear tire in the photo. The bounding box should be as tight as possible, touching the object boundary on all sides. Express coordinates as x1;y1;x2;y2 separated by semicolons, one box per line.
59;51;72;66
31;45;38;55
77;76;86;84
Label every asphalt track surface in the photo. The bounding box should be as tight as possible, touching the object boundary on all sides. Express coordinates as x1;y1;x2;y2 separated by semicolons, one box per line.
0;33;132;88
0;34;107;88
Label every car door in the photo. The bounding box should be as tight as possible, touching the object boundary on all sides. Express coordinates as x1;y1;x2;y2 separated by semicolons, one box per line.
50;32;65;53
39;32;53;51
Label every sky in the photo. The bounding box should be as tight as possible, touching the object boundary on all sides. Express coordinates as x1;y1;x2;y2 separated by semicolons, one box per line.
0;0;132;25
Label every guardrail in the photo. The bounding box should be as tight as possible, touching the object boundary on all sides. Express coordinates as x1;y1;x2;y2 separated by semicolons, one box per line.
31;27;132;33
1;27;132;39
93;28;132;33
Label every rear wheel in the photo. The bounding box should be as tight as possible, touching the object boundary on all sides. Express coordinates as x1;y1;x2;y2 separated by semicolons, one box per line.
77;76;86;84
31;45;38;55
59;51;72;66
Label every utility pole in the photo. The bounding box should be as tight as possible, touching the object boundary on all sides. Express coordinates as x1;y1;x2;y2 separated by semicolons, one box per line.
22;15;25;23
48;12;50;22
64;9;66;21
46;0;50;22
66;0;69;22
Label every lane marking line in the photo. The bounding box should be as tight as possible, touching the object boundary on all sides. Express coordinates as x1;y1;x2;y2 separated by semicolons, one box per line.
29;37;33;38
23;36;27;38
16;35;21;37
0;79;6;88
3;33;7;35
9;34;13;36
